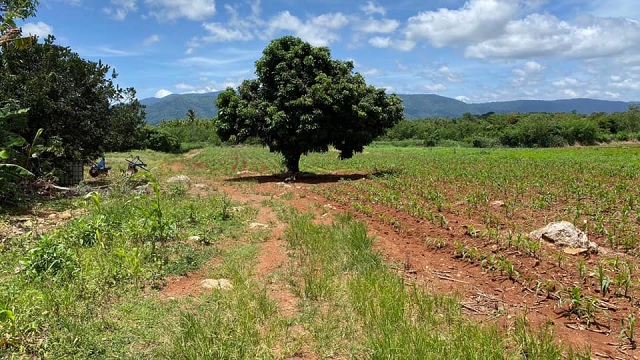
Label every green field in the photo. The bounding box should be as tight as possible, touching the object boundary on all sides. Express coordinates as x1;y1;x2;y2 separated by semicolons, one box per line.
3;144;640;358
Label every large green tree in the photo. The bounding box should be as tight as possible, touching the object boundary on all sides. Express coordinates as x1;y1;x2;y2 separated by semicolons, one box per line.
216;36;404;173
0;36;145;167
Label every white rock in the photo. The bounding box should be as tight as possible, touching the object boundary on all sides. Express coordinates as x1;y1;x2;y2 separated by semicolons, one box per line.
201;279;233;290
529;221;598;254
249;222;268;229
167;175;191;183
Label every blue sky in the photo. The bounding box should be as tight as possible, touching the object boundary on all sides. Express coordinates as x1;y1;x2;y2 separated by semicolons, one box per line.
19;0;640;103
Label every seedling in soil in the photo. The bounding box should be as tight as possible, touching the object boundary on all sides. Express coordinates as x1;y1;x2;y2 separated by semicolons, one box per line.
577;259;587;283
597;263;612;297
560;286;600;327
620;313;637;349
555;253;567;269
425;237;446;250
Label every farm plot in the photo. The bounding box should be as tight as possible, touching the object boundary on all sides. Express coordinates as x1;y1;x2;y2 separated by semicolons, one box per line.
193;144;640;355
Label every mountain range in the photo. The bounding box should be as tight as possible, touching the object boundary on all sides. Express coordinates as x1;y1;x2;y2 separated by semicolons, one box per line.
140;92;636;125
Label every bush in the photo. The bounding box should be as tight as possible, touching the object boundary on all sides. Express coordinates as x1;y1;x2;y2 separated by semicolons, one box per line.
472;137;500;148
142;125;180;153
20;234;78;281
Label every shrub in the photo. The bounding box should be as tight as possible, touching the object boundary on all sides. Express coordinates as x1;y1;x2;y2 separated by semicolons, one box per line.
142;125;180;153
20;234;78;281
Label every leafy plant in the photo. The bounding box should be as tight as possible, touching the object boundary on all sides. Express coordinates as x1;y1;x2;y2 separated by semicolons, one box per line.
19;234;78;281
620;313;637;349
135;173;174;254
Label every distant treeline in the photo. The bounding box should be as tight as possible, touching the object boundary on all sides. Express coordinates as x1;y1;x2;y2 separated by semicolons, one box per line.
382;105;640;148
152;105;640;150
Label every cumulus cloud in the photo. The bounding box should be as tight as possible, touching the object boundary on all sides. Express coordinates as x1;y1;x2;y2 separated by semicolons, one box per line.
154;89;172;98
186;4;258;53
438;65;463;82
355;18;399;34
145;0;216;21
418;65;463;84
201;23;253;42
465;14;640;60
103;0;137;20
512;61;545;86
369;36;391;48
21;22;53;39
402;0;519;48
267;11;349;46
361;1;386;16
143;34;160;46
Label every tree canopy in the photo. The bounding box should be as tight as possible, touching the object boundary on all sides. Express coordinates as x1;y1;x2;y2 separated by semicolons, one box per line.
0;36;146;167
215;36;404;172
0;0;38;47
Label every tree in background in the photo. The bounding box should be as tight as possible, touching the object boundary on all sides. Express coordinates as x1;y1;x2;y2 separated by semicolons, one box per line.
103;87;147;152
216;36;404;173
186;109;196;123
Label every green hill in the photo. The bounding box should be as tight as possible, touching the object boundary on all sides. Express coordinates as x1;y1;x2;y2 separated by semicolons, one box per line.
141;92;636;124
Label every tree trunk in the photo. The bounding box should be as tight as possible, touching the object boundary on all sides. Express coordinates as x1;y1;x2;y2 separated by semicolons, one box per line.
283;151;301;173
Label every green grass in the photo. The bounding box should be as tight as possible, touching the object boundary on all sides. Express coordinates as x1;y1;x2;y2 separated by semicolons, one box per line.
3;145;621;358
281;210;585;359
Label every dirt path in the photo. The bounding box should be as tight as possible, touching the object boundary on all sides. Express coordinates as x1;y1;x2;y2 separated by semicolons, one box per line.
162;153;639;359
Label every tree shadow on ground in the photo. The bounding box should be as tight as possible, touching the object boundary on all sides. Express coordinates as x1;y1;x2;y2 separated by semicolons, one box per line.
226;169;402;185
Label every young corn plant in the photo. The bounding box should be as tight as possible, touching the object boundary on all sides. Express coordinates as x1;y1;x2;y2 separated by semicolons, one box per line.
597;263;612;297
577;259;587;284
135;174;174;255
620;313;637;349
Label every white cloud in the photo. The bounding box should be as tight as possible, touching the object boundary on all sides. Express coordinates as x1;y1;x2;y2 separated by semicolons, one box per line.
369;36;390;48
103;0;137;20
418;65;463;84
361;1;386;16
145;0;216;21
438;65;462;82
465;14;640;60
511;61;546;87
552;77;578;87
201;23;253;42
143;34;160;46
360;67;383;77
403;0;519;48
79;46;137;57
456;95;470;103
356;18;399;34
610;77;640;91
186;4;258;53
21;22;53;39
154;89;172;98
267;11;349;46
